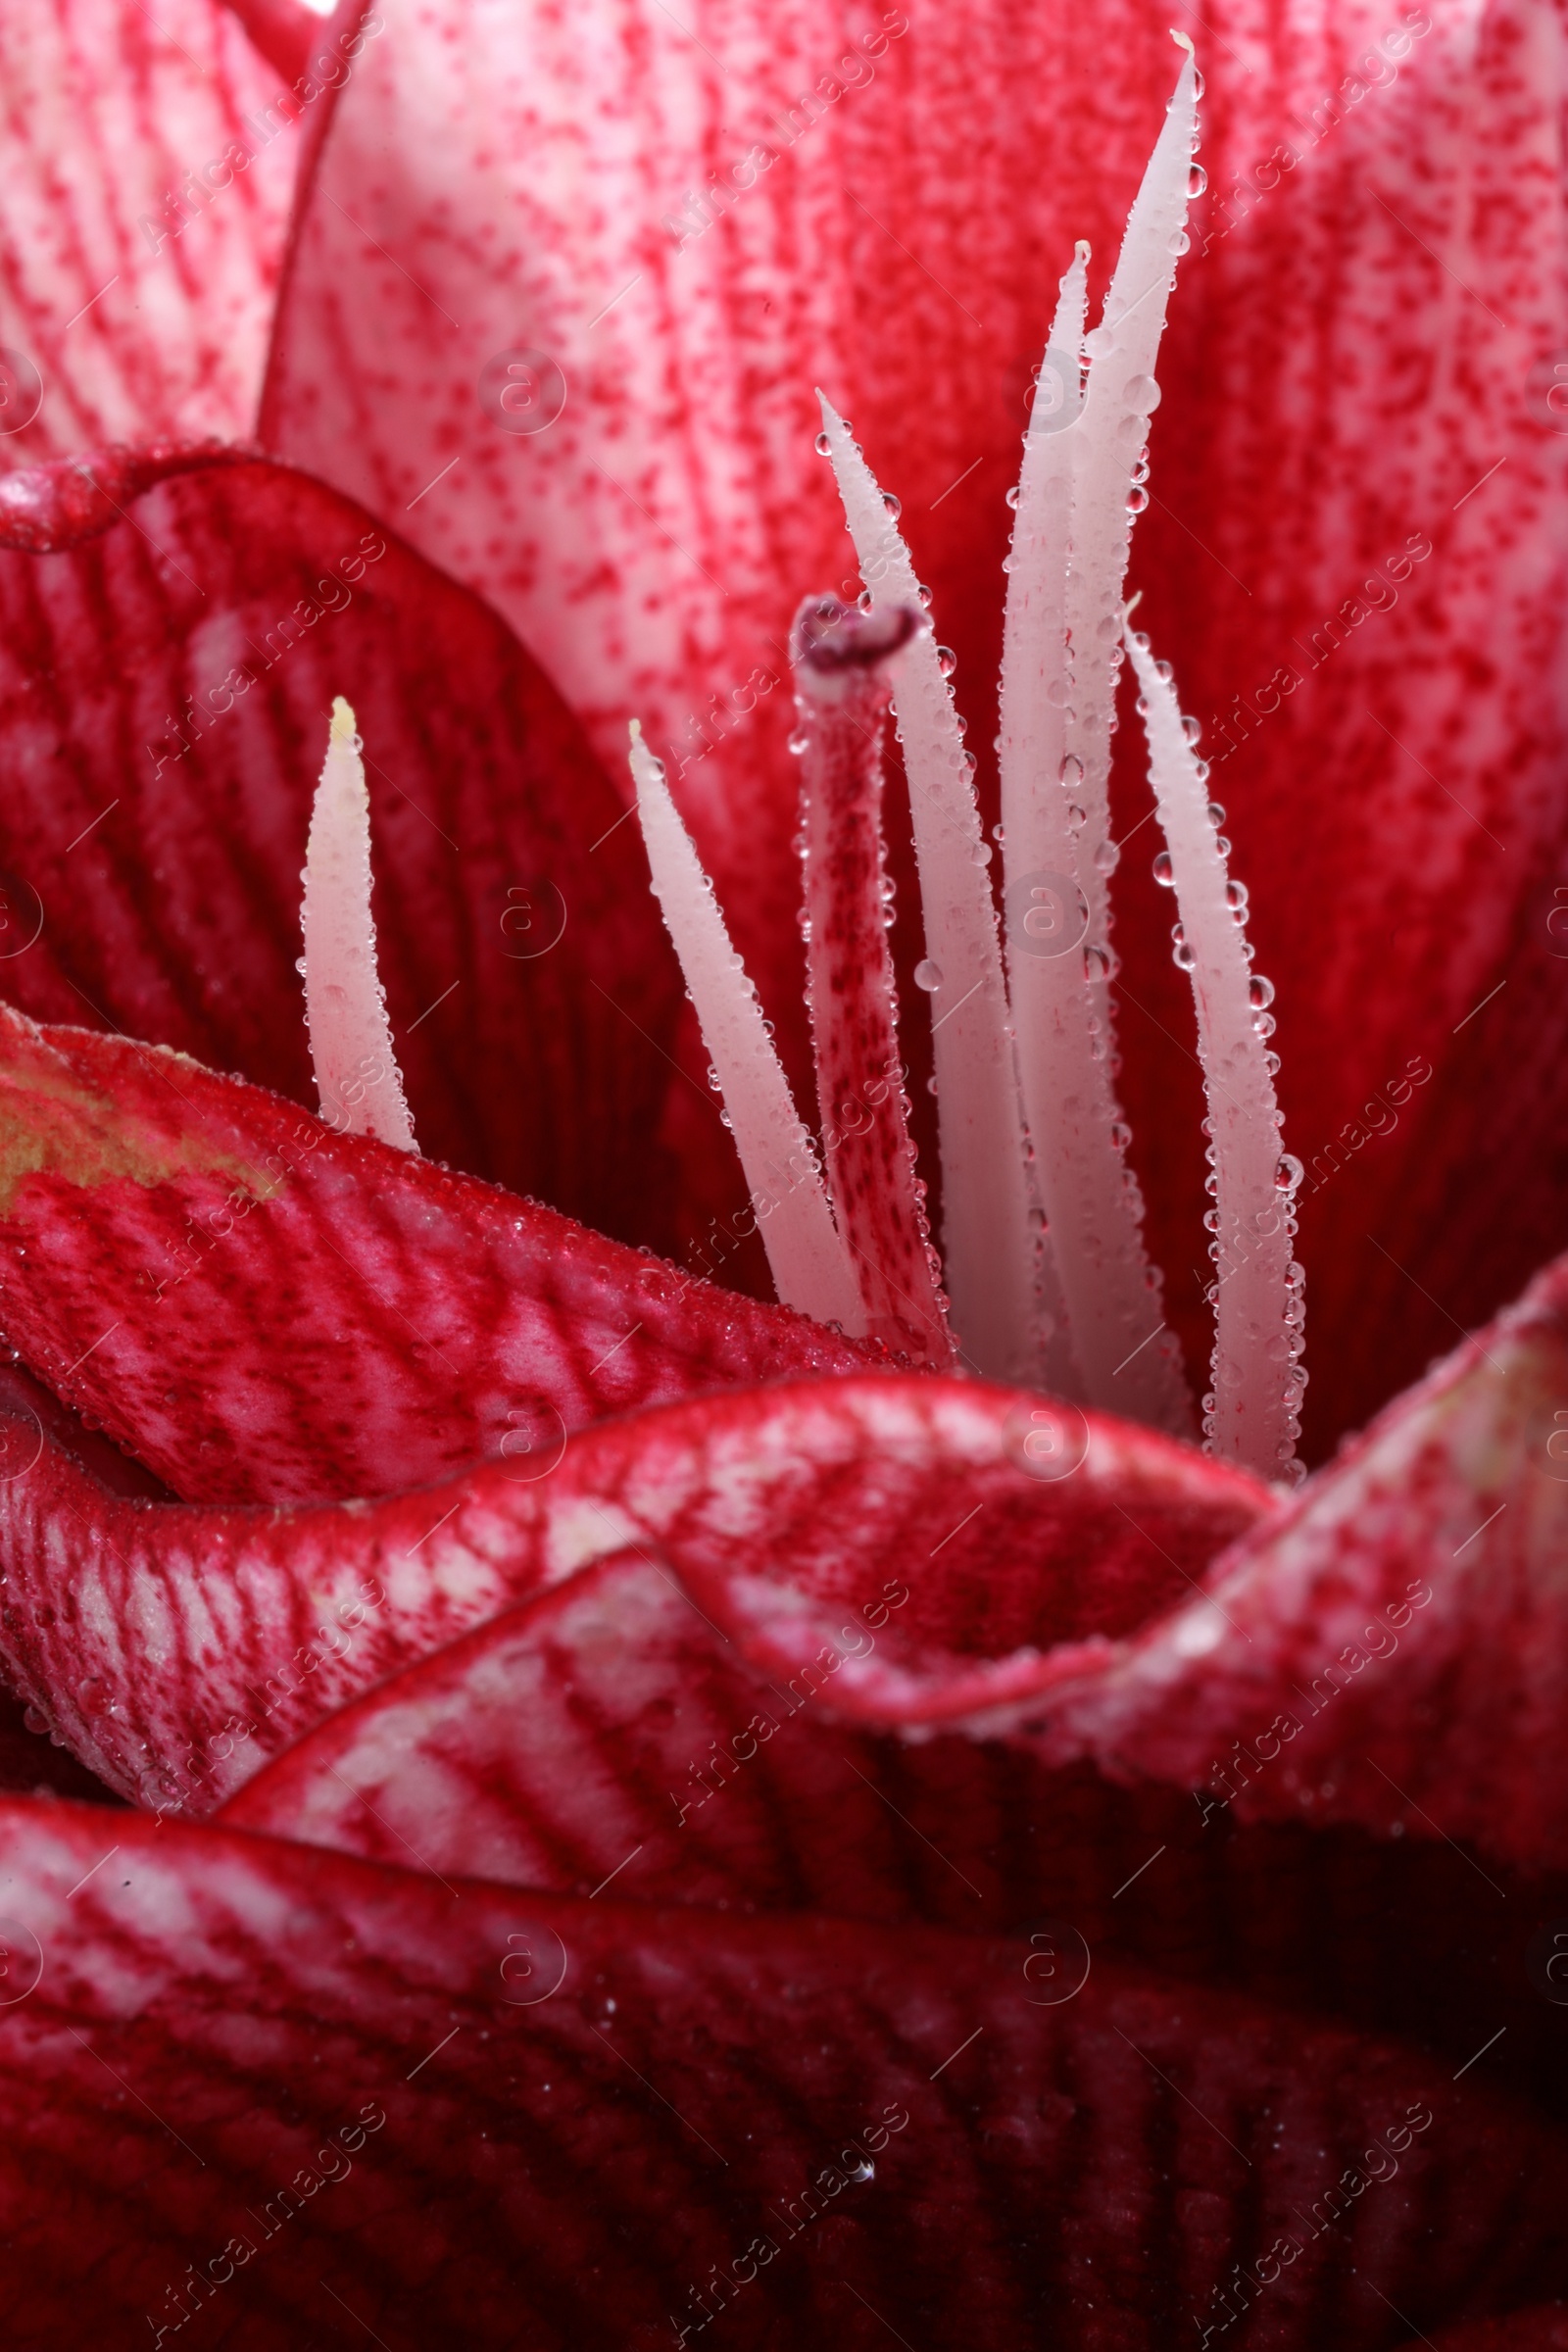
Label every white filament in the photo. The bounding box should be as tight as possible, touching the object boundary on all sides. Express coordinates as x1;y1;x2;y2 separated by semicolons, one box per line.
629;721;865;1334
1125;625;1304;1481
999;246;1191;1434
1065;35;1200;984
301;697;419;1152
815;393;1057;1387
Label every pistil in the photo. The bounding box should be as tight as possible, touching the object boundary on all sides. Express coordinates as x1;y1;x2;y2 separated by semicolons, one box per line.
791;596;953;1366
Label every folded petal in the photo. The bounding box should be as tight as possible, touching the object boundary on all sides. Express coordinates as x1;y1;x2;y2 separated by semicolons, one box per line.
262;0;1568;1456
0;1361;1255;1812
0;1006;867;1508
0;448;695;1250
0;0;302;455
0;1798;1561;2347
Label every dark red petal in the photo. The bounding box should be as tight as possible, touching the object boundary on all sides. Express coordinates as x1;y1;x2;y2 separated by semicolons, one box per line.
1419;2319;1568;2352
0;448;701;1252
0;1798;1561;2348
0;1010;869;1508
261;0;1568;1456
0;0;298;458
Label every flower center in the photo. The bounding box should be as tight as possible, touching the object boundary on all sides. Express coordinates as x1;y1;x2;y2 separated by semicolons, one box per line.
628;33;1306;1487
295;34;1305;1486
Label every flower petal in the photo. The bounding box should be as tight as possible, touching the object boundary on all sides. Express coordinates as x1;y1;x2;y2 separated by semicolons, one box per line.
0;1366;1253;1814
0;447;701;1252
0;1797;1560;2346
0;1005;868;1507
0;0;301;455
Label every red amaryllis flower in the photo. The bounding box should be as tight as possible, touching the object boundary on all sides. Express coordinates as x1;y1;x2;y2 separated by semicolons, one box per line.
0;0;1561;2344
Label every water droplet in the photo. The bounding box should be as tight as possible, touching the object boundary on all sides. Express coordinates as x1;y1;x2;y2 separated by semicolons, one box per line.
1126;485;1150;514
1084;324;1116;360
936;645;957;677
845;2155;875;2182
1214;835;1231;857
1094;837;1120;874
1207;802;1227;826
814;429;832;455
1084;944;1110;983
1225;878;1249;912
788;729;809;756
914;957;943;992
1167;227;1191;255
858;588;874;612
1005;484;1021;510
1181;713;1201;747
1067;803;1087;829
1188;162;1208;197
1172;926;1196;970
969;839;993;865
916;583;934;609
1110;1120;1133;1150
706;1065;723;1093
1124;373;1161;414
1193;759;1211;784
1046;677;1071;709
1154;658;1174;682
882;490;902;519
1152;851;1175;887
1248;973;1275;1010
294;955;308;976
1057;752;1084;788
1276;1153;1303;1191
958;750;977;778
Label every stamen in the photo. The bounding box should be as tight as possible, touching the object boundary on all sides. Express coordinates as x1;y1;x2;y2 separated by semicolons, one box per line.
1125;622;1305;1482
999;248;1191;1433
791;596;954;1366
814;393;1058;1387
629;722;864;1335
300;698;418;1152
1065;37;1201;971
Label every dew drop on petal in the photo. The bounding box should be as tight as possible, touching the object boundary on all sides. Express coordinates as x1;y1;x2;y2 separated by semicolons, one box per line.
1152;851;1175;886
914;958;944;992
936;645;957;677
